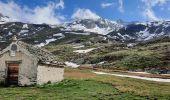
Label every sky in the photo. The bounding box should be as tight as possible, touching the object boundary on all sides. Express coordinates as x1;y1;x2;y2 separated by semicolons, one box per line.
0;0;170;24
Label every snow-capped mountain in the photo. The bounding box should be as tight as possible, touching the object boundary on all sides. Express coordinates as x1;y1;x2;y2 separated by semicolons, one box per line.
0;21;104;49
0;13;11;24
65;18;123;35
108;20;170;42
0;13;17;24
0;14;170;49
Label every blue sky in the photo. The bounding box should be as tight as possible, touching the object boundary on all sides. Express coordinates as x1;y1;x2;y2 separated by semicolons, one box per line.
0;0;170;24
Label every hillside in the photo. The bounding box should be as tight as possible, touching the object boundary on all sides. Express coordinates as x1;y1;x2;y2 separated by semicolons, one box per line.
1;14;170;71
45;38;170;72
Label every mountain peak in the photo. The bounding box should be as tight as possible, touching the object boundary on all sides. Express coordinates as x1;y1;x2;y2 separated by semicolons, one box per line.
0;13;12;24
64;18;123;35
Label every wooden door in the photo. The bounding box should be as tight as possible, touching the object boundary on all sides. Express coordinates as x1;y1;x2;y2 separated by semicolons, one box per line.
7;63;19;85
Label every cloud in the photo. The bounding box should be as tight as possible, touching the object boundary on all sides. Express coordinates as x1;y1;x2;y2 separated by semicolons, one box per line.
101;2;113;8
143;9;159;20
55;0;65;9
71;8;100;20
118;0;124;13
0;0;65;25
141;0;167;20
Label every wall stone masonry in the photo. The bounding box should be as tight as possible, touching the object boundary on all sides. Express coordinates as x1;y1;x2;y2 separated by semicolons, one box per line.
37;65;64;85
0;37;64;86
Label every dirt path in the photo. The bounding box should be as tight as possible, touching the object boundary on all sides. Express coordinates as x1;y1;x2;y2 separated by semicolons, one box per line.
93;71;170;83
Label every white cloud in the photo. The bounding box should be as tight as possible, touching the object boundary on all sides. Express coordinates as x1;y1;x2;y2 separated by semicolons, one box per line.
141;0;167;20
143;9;159;20
144;0;166;6
71;8;100;20
0;0;65;25
55;0;65;9
118;0;124;13
101;2;113;8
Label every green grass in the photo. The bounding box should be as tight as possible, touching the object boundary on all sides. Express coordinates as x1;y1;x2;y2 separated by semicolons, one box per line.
65;68;170;100
45;41;170;69
93;75;170;100
0;68;170;100
0;79;148;100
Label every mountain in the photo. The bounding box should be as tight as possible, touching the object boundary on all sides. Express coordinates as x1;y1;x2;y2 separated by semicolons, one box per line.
108;20;170;42
0;13;11;24
64;18;123;35
0;21;105;50
0;14;170;50
0;13;9;24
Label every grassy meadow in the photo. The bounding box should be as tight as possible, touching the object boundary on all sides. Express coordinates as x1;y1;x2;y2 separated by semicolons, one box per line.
0;68;170;100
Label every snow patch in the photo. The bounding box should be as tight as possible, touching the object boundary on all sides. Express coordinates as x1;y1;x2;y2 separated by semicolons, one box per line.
73;48;96;53
0;16;11;24
144;34;155;40
34;41;38;43
128;71;150;74
50;25;57;28
35;37;63;47
65;32;91;35
22;24;28;29
98;61;107;64
45;38;57;44
53;33;65;37
67;24;112;35
65;62;80;68
8;31;13;36
117;33;126;40
36;43;45;47
73;45;85;49
19;30;29;34
127;43;136;47
94;72;170;83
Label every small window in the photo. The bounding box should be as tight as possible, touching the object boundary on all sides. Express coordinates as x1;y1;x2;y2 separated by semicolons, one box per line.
10;44;17;56
11;44;17;51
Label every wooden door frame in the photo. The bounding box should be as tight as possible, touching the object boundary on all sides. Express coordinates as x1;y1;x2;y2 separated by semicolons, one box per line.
5;60;22;86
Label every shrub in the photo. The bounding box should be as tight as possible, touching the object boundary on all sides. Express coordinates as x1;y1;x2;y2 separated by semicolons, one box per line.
117;54;162;70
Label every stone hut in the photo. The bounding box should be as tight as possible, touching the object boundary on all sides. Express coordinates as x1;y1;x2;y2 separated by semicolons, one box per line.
0;36;64;86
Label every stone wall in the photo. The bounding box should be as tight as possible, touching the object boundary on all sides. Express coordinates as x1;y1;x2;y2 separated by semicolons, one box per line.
0;51;38;86
37;65;64;85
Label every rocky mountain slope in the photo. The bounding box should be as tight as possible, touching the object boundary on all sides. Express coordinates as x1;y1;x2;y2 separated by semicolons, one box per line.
0;13;18;24
65;18;123;35
0;21;105;50
0;14;170;50
108;21;170;42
